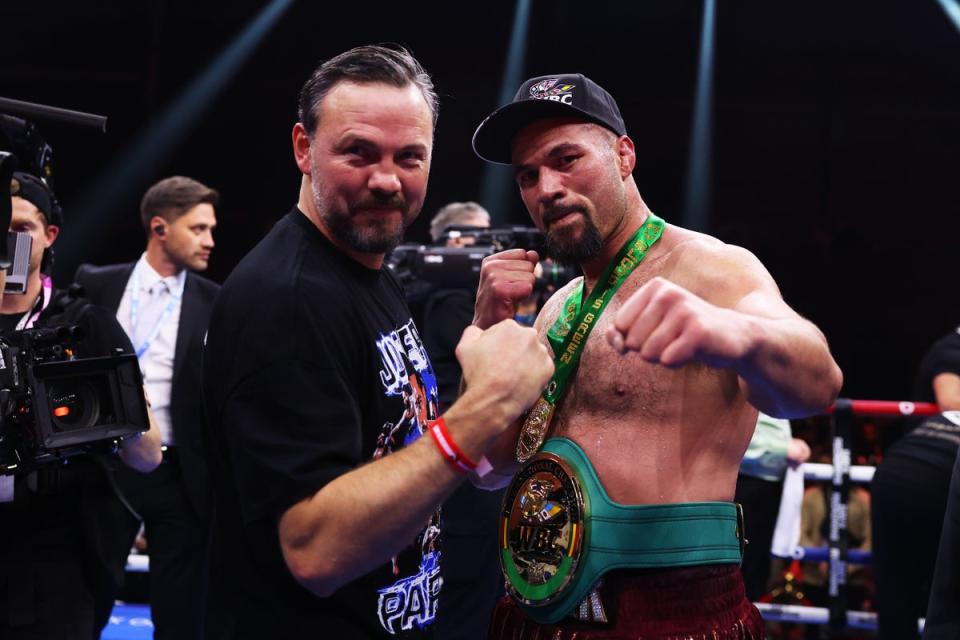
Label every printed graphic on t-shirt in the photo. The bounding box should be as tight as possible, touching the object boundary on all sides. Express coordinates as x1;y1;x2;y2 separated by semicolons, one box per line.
373;319;442;634
377;550;442;635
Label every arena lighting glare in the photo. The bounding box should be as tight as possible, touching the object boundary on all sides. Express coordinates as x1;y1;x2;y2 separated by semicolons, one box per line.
682;0;717;233
479;0;533;223
937;0;960;34
57;0;295;275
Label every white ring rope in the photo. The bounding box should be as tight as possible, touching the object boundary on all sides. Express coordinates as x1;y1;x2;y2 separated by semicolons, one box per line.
754;603;924;633
802;462;875;483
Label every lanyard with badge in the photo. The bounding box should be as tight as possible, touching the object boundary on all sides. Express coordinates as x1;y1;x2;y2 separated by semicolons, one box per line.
130;262;184;358
515;213;665;462
16;275;54;331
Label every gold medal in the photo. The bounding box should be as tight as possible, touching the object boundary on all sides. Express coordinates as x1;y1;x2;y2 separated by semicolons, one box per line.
516;397;555;463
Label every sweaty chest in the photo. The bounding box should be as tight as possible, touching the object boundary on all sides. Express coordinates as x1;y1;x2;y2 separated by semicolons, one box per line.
552;311;669;423
542;278;731;432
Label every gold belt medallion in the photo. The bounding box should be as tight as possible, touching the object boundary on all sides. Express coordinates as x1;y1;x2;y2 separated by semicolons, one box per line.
516;398;555;463
501;452;586;606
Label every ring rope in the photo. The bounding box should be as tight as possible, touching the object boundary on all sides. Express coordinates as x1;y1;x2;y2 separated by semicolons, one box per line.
754;603;924;633
802;462;875;483
755;397;940;631
826;399;938;416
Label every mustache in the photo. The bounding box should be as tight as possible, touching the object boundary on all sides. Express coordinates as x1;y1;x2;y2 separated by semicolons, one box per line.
351;194;408;215
542;204;585;226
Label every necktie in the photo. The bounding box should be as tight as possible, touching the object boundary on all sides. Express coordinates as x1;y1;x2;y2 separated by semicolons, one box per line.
136;278;170;349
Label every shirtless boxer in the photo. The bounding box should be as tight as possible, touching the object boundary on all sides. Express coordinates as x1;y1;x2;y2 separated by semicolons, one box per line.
470;74;843;639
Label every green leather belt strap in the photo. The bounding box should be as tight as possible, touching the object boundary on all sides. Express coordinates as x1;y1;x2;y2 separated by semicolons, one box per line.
501;437;745;624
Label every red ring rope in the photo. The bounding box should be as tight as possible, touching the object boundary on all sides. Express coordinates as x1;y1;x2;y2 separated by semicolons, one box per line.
826;399;940;417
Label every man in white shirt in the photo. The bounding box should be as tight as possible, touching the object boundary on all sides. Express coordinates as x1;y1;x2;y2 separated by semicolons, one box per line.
75;175;220;640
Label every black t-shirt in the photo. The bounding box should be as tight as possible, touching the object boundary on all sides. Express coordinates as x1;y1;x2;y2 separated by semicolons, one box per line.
884;328;960;444
203;208;442;639
420;287;474;410
913;328;960;403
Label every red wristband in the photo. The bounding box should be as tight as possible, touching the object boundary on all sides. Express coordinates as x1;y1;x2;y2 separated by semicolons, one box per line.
427;416;478;475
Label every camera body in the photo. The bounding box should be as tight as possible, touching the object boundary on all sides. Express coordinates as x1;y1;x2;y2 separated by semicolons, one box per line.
0;325;149;474
0;112;149;475
386;225;577;295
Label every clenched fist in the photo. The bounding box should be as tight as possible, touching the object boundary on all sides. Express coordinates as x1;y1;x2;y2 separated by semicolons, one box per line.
456;320;554;428
473;249;539;330
606;276;756;370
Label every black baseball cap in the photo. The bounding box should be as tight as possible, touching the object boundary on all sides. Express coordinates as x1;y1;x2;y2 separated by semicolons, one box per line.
472;73;627;165
10;171;62;226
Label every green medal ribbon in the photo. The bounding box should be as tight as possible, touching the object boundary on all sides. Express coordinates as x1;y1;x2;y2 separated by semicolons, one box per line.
516;213;665;462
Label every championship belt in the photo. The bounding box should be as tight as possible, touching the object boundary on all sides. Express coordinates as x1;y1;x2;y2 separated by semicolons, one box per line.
500;437;746;624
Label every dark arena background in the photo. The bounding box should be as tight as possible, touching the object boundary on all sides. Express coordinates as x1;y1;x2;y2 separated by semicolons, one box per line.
4;0;959;402
4;0;960;637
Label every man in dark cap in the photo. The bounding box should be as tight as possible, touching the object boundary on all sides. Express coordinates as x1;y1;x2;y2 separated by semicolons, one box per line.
470;75;843;638
3;172;63;317
0;172;161;639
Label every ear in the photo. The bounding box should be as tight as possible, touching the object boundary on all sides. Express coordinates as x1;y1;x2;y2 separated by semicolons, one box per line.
148;215;167;239
615;135;636;179
292;122;313;175
44;224;59;249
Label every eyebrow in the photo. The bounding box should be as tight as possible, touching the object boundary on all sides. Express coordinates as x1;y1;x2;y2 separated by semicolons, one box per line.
334;134;429;156
514;142;584;178
398;142;429;156
333;133;370;149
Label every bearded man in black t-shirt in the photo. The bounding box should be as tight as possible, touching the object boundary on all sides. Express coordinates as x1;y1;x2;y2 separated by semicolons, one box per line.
201;45;554;639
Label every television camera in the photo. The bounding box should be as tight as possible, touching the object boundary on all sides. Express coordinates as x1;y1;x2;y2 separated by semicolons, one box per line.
386;225;577;293
0;106;148;475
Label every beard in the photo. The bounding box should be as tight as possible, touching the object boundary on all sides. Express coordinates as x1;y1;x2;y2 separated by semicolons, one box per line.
542;205;603;265
310;162;411;254
322;199;407;254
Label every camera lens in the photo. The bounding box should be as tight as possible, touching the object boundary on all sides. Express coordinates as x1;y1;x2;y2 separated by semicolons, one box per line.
47;379;101;431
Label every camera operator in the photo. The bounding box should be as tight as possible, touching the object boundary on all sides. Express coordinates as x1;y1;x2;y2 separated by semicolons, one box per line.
421;202;491;408
0;171;161;640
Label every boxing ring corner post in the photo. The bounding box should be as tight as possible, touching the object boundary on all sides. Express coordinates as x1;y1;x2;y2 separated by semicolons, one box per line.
757;398;939;634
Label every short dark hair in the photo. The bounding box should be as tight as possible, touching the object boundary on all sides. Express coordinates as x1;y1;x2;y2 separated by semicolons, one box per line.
297;44;438;136
140;176;219;232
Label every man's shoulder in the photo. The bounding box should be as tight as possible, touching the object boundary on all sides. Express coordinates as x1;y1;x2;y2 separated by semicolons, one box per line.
657;224;773;298
661;224;740;264
186;271;221;298
922;328;960;366
74;261;135;283
214;224;350;329
535;276;584;334
221;212;308;286
47;286;109;322
41;287;134;355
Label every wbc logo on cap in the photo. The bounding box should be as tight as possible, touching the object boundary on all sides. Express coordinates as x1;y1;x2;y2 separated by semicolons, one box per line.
529;78;575;105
